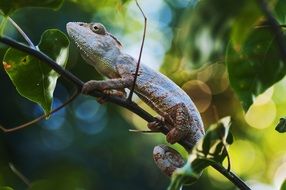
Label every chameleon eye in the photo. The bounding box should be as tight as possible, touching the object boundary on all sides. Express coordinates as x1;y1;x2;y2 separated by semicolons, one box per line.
91;23;106;35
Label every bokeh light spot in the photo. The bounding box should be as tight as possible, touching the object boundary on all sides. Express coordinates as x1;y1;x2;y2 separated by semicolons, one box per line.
75;99;101;120
195;28;213;62
245;90;276;129
41;123;74;150
76;116;107;135
73;96;107;135
274;161;286;189
225;140;265;176
197;63;229;94
254;87;274;105
182;80;212;113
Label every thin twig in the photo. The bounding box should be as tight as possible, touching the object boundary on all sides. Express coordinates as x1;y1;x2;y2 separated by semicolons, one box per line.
129;129;161;133
0;35;251;190
7;17;36;49
127;0;147;101
0;89;80;133
9;163;31;187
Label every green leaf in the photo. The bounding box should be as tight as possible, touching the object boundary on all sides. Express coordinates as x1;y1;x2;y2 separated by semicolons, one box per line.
3;29;69;114
275;0;286;24
167;159;209;190
168;117;233;190
226;27;286;110
281;179;286;190
200;118;233;163
276;118;286;133
0;0;64;15
0;187;14;190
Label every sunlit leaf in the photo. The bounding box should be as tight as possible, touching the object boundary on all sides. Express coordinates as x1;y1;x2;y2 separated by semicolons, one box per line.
168;117;232;190
227;27;286;110
276;118;286;133
0;0;64;15
3;29;69;114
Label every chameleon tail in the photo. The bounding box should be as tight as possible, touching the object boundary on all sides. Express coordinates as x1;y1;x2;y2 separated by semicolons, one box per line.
153;145;185;177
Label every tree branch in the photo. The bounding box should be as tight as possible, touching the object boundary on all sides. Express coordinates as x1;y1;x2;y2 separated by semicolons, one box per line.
0;36;250;190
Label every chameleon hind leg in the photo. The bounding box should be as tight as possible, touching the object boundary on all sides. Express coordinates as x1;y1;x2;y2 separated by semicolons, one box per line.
147;103;191;144
166;103;191;144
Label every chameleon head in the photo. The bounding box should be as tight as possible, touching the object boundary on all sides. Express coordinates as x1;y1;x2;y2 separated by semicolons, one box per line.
66;22;122;67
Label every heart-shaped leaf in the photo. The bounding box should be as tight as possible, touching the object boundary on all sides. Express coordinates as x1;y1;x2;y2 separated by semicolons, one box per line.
227;27;286;111
3;29;69;114
0;0;64;15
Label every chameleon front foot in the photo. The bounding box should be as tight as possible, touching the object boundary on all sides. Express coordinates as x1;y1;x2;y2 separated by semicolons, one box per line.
82;81;127;104
81;80;101;94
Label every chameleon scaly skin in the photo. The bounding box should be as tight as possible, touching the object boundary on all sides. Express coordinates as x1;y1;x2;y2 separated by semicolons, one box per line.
66;22;205;175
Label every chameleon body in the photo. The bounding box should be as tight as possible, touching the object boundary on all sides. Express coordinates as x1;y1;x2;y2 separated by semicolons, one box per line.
66;22;205;175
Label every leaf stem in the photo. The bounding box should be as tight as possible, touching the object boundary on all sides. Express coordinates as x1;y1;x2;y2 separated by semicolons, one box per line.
0;35;251;190
7;16;36;49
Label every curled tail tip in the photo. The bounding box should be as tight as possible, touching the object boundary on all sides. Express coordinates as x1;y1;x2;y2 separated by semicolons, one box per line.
153;145;185;177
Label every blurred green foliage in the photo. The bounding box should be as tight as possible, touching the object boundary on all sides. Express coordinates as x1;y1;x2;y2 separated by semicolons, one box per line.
1;0;286;190
0;0;64;15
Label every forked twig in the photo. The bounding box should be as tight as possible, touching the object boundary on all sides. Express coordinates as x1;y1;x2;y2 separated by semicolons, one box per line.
127;0;147;101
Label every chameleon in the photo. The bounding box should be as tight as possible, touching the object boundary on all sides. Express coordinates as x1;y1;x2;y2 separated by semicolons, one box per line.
66;22;205;176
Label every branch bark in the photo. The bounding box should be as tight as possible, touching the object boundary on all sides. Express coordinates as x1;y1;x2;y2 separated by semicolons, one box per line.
0;36;250;190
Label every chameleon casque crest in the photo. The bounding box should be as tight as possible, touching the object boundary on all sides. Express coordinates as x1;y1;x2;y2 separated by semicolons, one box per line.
66;22;205;176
